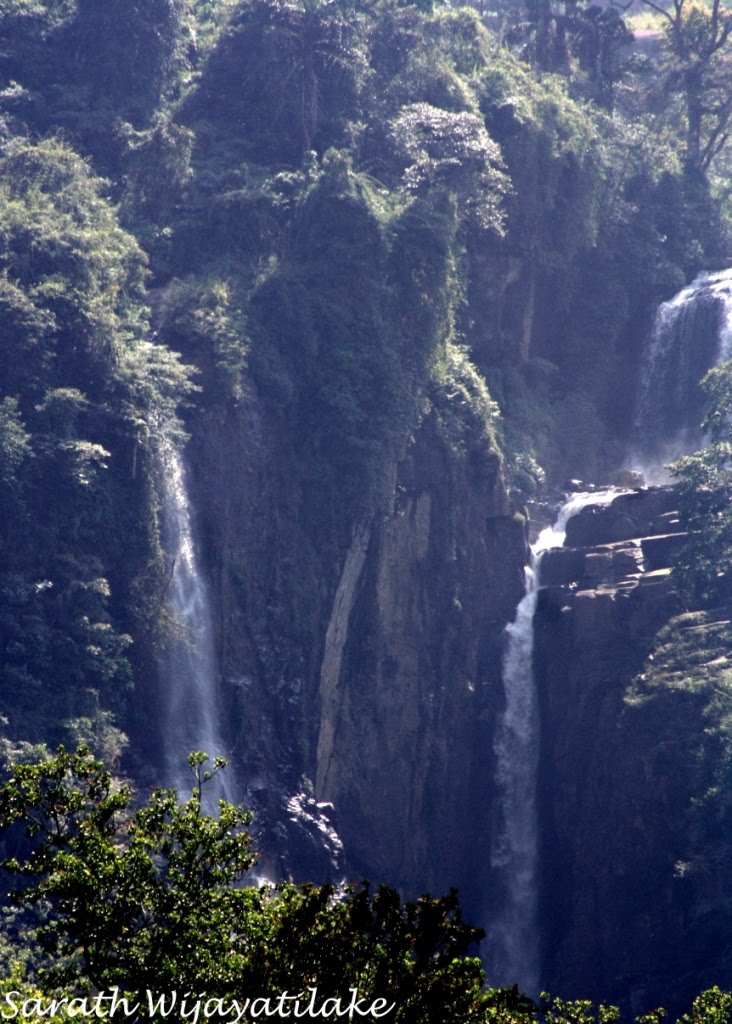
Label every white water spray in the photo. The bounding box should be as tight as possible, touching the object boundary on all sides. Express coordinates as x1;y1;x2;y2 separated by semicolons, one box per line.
488;489;619;993
157;434;233;803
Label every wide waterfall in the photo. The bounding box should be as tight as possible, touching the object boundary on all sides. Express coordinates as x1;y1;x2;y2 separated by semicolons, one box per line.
157;434;233;803
488;490;619;994
634;268;732;473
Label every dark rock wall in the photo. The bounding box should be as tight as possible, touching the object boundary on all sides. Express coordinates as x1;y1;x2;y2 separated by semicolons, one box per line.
187;382;526;906
315;410;526;908
535;488;697;1010
181;367;731;1010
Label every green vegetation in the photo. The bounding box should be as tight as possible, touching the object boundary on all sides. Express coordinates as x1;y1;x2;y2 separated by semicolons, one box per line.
624;608;732;1001
0;135;194;756
2;0;727;512
0;748;512;1020
633;0;732;173
2;747;732;1024
672;360;732;607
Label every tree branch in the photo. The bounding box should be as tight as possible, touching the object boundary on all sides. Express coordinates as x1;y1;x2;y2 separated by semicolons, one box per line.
636;0;674;23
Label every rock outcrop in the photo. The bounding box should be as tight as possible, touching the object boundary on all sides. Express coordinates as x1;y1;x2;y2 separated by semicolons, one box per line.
313;410;526;910
534;486;697;1011
188;385;526;911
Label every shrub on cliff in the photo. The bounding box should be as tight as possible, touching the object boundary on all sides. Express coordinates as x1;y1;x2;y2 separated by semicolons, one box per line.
0;136;195;757
672;359;732;607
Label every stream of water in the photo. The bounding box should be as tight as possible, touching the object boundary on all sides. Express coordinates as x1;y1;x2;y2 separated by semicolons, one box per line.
490;267;732;991
157;434;233;803
633;268;732;476
488;489;619;994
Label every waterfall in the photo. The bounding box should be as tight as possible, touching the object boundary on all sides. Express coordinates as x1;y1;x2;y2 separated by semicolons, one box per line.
157;434;233;803
487;489;619;994
633;268;732;475
488;557;541;995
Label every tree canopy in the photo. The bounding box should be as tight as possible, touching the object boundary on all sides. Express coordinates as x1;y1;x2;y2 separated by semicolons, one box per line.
2;749;732;1024
635;0;732;172
0;748;522;1023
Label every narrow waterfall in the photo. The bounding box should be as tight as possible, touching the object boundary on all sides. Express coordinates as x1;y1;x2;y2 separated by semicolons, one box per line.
634;268;732;473
488;490;619;994
157;434;233;803
488;555;541;996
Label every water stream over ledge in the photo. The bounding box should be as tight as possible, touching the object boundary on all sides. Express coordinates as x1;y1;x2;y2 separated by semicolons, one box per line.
157;434;234;804
633;268;732;477
487;489;619;994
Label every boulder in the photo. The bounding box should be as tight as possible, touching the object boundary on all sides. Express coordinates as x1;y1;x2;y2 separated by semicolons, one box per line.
608;486;678;524
539;547;587;586
641;532;689;570
564;506;639;547
581;551;614;585
612;542;644;578
649;511;685;535
563;487;678;548
540;540;644;588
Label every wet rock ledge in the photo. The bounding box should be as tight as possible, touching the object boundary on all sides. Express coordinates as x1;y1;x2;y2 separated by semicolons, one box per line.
538;486;686;623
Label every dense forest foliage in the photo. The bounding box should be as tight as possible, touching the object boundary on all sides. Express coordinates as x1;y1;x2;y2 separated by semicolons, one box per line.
2;0;732;1017
0;747;730;1024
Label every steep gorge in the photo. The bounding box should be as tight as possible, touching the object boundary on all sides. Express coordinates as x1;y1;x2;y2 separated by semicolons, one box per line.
3;0;732;1012
531;273;732;1010
146;18;732;1008
185;352;526;895
175;256;732;1009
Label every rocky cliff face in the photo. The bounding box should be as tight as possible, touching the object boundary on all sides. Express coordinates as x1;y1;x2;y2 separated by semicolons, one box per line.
535;488;732;1010
314;409;526;909
536;488;686;1006
187;380;526;908
186;406;732;1009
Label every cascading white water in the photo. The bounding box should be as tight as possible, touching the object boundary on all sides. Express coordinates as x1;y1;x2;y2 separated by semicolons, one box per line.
633;268;732;476
158;434;233;803
488;558;541;995
487;489;619;994
487;269;732;993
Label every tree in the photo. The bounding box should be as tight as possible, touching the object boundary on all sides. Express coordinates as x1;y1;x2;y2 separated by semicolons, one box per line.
4;750;732;1023
671;359;732;606
389;103;508;234
634;0;732;173
516;0;634;104
0;747;530;1022
0;136;196;755
183;0;367;165
0;749;258;992
0;0;189;171
572;4;635;110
